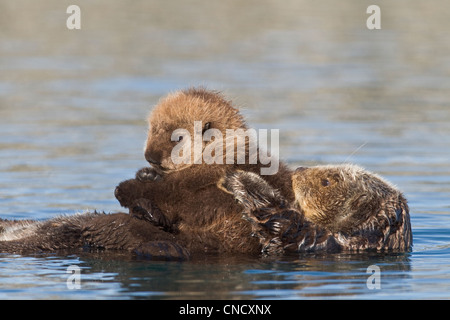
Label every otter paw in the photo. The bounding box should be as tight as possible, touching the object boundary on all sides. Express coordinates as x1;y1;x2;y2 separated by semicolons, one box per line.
114;185;128;208
114;179;144;208
222;170;284;211
261;237;284;255
130;199;173;232
136;167;161;182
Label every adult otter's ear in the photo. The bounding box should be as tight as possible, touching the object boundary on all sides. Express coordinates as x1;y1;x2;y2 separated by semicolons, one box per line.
349;194;369;212
334;194;372;233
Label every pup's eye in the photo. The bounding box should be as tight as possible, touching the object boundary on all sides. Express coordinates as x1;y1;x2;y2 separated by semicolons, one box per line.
202;122;211;134
321;179;330;187
176;136;183;142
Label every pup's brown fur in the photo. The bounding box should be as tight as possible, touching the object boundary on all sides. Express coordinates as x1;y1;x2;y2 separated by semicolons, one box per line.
223;165;413;254
115;88;294;254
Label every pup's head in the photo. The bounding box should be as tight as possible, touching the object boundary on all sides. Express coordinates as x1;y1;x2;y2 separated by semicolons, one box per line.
144;88;247;174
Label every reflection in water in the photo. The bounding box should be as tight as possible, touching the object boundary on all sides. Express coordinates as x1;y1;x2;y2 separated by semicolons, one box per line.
0;0;450;299
0;251;413;299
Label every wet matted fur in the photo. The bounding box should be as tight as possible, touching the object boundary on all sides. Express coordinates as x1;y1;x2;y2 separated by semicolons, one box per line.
222;164;412;254
115;88;294;254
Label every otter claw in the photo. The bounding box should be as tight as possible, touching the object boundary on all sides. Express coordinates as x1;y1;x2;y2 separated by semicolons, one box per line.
130;199;173;233
136;167;161;182
132;205;154;221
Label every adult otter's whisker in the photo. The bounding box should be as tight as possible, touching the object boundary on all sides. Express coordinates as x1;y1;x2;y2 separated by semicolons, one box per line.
342;142;368;164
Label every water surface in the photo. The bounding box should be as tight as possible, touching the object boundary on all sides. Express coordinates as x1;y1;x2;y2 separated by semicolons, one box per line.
1;0;450;299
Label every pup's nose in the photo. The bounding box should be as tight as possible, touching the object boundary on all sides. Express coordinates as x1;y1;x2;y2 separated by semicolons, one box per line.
146;156;161;166
145;151;161;166
295;166;308;174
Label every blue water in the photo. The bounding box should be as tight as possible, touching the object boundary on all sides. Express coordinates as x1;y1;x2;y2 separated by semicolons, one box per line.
1;1;450;299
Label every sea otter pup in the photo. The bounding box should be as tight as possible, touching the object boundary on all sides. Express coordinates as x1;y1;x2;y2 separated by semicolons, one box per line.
114;88;294;254
222;164;413;254
0;212;189;260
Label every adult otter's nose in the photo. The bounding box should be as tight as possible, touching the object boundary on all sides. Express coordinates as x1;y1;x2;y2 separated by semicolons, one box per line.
295;166;308;174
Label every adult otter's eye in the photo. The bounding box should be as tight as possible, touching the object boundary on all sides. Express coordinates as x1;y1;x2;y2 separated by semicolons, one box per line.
321;179;330;187
176;135;183;142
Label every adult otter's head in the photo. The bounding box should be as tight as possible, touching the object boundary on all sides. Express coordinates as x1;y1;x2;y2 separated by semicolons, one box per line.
144;88;248;174
292;164;405;233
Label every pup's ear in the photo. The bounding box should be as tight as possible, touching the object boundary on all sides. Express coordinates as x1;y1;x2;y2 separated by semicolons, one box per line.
219;170;284;211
